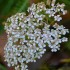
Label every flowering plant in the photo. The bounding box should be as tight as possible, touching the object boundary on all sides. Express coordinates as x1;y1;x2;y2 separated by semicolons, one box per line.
4;0;69;70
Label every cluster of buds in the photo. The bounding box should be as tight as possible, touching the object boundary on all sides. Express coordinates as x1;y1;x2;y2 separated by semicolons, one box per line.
4;0;69;70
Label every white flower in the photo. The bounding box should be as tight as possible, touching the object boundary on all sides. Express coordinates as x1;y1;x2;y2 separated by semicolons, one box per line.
54;15;62;21
62;37;68;42
51;0;56;6
15;65;20;70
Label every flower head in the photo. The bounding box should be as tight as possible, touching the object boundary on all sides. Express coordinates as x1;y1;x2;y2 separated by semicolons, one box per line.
4;0;69;70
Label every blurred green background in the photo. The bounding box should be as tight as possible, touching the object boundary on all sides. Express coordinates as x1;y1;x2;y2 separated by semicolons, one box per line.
0;0;70;70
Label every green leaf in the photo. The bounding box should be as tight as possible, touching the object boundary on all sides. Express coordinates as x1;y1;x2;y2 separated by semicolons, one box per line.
0;24;4;34
18;0;29;12
61;59;70;63
0;64;7;70
1;0;15;15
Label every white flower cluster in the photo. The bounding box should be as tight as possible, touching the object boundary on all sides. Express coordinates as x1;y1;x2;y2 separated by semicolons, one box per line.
42;23;69;52
46;2;67;21
4;13;46;70
4;0;69;70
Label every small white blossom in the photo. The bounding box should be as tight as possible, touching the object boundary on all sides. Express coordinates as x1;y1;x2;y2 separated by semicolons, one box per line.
51;0;56;6
54;15;62;21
